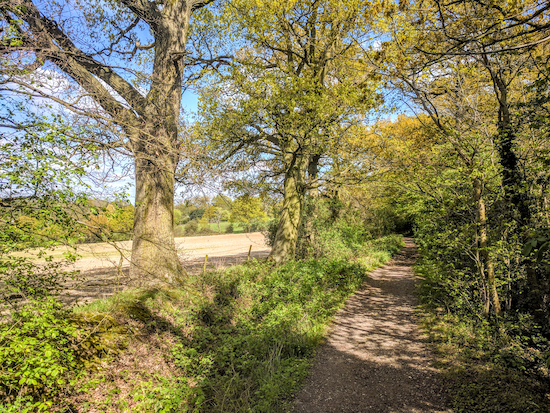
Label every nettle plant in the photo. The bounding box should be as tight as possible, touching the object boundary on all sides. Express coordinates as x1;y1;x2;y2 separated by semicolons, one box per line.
0;256;84;411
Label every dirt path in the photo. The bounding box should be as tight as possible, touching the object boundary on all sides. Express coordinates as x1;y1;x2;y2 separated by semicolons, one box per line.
293;238;452;413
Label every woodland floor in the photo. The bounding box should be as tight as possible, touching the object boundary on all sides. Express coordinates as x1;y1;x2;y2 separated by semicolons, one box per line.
293;238;453;413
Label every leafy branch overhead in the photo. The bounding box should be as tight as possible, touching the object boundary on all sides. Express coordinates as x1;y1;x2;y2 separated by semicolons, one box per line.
1;0;217;282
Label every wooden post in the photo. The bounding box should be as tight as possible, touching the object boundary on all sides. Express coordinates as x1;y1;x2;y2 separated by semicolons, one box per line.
247;245;252;262
117;254;123;291
203;254;208;274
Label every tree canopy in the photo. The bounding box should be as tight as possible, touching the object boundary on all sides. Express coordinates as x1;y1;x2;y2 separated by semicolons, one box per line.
3;0;550;411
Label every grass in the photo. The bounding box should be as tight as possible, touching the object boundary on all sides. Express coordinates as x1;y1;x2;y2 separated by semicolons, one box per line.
56;234;403;412
415;261;550;413
174;222;247;236
207;222;243;233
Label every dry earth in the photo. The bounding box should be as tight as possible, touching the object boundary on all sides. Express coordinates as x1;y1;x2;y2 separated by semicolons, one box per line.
15;232;270;273
21;232;270;305
293;238;453;413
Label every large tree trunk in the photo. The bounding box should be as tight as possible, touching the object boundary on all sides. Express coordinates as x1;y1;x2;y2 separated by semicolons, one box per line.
128;4;189;283
269;152;309;263
0;0;208;284
130;151;183;284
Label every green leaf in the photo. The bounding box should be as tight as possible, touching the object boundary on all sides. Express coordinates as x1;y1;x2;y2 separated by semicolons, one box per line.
536;241;549;262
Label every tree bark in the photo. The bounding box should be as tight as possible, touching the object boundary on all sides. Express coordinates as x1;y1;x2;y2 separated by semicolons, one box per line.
126;2;189;282
482;56;543;316
308;153;321;198
269;151;309;263
473;177;501;316
131;152;182;283
302;153;322;252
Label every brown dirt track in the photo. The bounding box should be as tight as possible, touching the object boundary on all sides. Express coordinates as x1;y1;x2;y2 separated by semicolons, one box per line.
293;238;453;413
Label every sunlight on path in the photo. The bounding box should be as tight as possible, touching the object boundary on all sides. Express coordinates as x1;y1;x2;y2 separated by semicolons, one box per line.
293;238;453;413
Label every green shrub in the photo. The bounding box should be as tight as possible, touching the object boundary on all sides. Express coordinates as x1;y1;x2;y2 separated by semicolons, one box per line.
0;298;80;412
174;258;370;412
174;225;185;237
198;226;215;235
250;219;268;232
417;261;550;412
0;258;127;412
184;220;199;235
294;197;374;260
225;223;234;233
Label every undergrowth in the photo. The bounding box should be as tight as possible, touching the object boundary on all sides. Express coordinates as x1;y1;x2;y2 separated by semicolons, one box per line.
416;259;550;413
1;234;403;412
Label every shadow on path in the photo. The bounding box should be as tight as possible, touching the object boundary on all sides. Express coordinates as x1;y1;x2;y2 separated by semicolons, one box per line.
293;238;452;413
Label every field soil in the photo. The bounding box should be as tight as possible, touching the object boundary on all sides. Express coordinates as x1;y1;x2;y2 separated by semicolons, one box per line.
293;238;452;413
38;233;270;305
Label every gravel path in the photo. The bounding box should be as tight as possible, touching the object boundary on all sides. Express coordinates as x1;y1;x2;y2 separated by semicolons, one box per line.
293;238;452;413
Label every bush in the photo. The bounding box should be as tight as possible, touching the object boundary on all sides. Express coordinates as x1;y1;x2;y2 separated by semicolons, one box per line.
225;223;234;233
0;256;125;412
198;217;211;233
184;220;198;235
189;208;205;220
417;285;550;412
250;219;268;232
266;196;376;260
0;298;81;412
174;225;185;237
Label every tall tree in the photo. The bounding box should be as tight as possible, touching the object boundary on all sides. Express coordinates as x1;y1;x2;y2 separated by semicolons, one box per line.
0;0;214;282
374;0;550;316
404;0;550;228
198;0;383;262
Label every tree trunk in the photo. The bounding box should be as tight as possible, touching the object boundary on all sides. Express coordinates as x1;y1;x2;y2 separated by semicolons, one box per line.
486;63;542;317
131;151;183;284
302;153;322;252
473;177;501;316
474;227;491;314
127;5;189;284
269;152;309;264
1;0;208;285
308;153;321;198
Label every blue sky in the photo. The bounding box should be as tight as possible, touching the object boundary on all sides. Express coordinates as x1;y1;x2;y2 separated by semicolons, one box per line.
182;91;199;113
